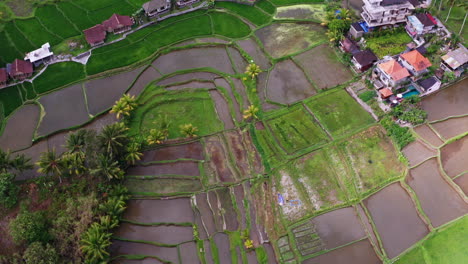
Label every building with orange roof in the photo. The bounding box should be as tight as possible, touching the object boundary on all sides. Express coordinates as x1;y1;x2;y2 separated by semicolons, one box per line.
399;49;432;76
376;59;410;87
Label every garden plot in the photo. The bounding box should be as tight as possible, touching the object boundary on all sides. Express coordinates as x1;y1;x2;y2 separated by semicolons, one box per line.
140;141;204;163
414;124;444;147
37;84;89;137
85;67;144;115
291;221;324;256
430;116;468;140
255;22;326;58
274;4;326;21
123;198;194;223
454;174;467;196
237;38;271;69
407;158;468;227
341;126;405;193
305;89;374;137
227;47;249;74
153;47;235;75
441;136;468;178
266;59;315;105
294;44;353;90
421;79;468;121
128;67;161;96
114;223;194;245
127;161;200;177
178;242;199;264
402;140;437;167
225;130;264;178
277;236;295;262
110;240;179;263
366;30;411;58
266;105;329;154
203;134;238;184
0;104;39;151
125;177;203;195
364;183;429;258
302;239;381;264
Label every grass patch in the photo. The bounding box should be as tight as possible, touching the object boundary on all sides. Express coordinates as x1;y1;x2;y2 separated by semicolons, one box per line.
274;4;327;21
21;82;37;101
33;62;86;94
56;1;96;31
340;125;405;193
215;2;271;26
0;30;22;64
0;85;23;117
125;178;203;195
256;0;276;14
394;216;468;264
266;105;329;154
73;0;119;11
35;5;80;39
87;0;136;24
15;18;62;46
358;90;376;102
129;87;224;139
305;89;375;137
269;0;325;6
3;21;35;54
366;30;412;58
210;11;251;39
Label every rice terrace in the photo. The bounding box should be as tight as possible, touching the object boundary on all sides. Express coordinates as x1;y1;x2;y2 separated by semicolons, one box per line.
0;0;467;263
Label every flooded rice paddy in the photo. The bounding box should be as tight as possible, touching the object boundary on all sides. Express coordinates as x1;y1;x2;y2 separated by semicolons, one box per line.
237;38;271;69
127;161;200;177
113;223;193;245
413;124;444;147
430;116;468;139
402;140;437;167
123;198;194;223
140;141;204;162
454;173;468;195
441;135;468;178
302;239;381;264
0;104;39;151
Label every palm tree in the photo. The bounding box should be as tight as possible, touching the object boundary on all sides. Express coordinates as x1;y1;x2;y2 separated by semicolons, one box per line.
98;215;119;231
180;124;198;138
80;223;111;263
9;154;33;173
36;150;64;183
0;149;12;172
146;128;167;145
65;130;88;153
125;143;142;165
61;151;86;176
98;196;127;220
110;94;137;119
97;122;129;158
245;63;262;79
243;105;259;120
91;154;124;181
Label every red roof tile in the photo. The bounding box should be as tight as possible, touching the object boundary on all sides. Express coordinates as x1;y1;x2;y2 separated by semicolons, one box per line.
379;88;393;98
10;59;33;77
102;13;134;31
378;59;410;81
0;68;7;83
83;24;106;45
400;50;432;72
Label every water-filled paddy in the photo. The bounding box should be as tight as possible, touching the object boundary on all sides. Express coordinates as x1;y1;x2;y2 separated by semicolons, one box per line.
402;140;437;167
140;141;204;162
227;46;248;74
110;240;179;263
430;116;468;139
204;135;237;183
421;79;468;121
0;104;39;151
125;178;203;195
441;135;468;178
127;161;200;177
454;173;468;195
157;72;219;86
128;66;161;96
195;193;217;236
213;233;231;261
302;239;381;264
237;38;271;69
414;124;444;147
178;242;199;264
123;198;194;223
209;89;235;129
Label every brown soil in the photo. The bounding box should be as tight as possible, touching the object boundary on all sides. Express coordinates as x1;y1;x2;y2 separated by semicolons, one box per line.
266;59;315;105
127;161;200;177
431;116;468;140
227;46;248;75
302;239;381;264
208;190;224;232
209;89;235;130
364;183;429;258
414;124;444;147
407;158;468;227
123;198;194;223
157;72;219;86
311;207;367;250
225;131;252;178
233;184;247;230
421;78;468;121
178;242;200;264
215;77;242;122
110;240;179;263
128;66;162;96
204;135;236;183
216;188;239;231
402;140;437;167
0;104;40;152
237;38;271;69
454;173;468;196
203;240;215;264
195;193;217;236
113;223;193;245
141;141;204;162
440;135;468;178
213;233;231;261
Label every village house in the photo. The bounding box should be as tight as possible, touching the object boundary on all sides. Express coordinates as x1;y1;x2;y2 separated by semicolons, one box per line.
102;14;134;34
399;49;432;76
0;68;8;87
416;76;441;94
340;37;360;54
375;59;410;86
350;22;367;39
405;13;437;37
352;49;378;72
143;0;171;17
440;45;468;77
361;0;415;28
176;0;200;8
24;42;54;67
83;24;107;47
7;59;33;80
378;87;394;99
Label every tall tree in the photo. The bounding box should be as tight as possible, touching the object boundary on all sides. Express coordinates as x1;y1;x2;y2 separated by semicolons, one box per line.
91;155;124;181
97;122;129;158
80;223;111;263
36;150;64;183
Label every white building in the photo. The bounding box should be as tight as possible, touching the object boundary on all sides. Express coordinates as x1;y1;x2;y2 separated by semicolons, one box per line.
24;43;54;67
361;0;415;28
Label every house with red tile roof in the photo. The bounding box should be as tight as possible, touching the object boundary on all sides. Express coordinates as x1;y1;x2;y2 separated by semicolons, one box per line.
399;49;432;76
83;24;106;47
0;68;8;87
7;59;33;80
376;59;410;87
102;14;134;34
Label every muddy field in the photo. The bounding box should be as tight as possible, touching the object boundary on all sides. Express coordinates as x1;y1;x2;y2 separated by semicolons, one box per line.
454;173;468;195
303;239;381;264
430;116;468;139
127;161;200;177
140;141;204;162
414;124;444;147
421;78;468;121
441;136;468;178
402;140;437;167
237;38;271;69
227;46;248;74
110;240;179;263
364;183;429;258
266;59;315;105
0;104;39;151
255;23;326;58
209;89;235;129
113;223;193;245
123;198;194;223
157;72;219;86
128;66;162;96
125;178;203;194
407;158;468;227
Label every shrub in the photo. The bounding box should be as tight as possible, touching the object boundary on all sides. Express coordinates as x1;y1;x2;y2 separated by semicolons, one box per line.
359;90;377;102
23;242;59;264
0;173;19;209
9;208;49;245
380;116;414;149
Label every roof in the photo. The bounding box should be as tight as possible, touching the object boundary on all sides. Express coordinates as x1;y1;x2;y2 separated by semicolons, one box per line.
400;50;432;71
351;22;364;32
24;43;53;63
353;50;378;66
382;0;409;6
378;59;410;81
102;14;134;30
415;13;436;27
408;0;420;7
416;45;427;55
341;37;359;53
83;24;106;45
10;59;33;76
0;68;7;83
379;88;393;98
441;46;468;69
143;0;169;12
417;76;439;90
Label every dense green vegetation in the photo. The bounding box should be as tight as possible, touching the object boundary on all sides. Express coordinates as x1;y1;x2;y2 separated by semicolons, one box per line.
256;0;276;14
366;28;412;58
210;11;251;38
35;5;80;39
358;90;377;102
268;0;324;5
216;2;271;26
33;62;86;94
56;1;96;30
381;116;415;149
0;86;23;116
15;18;62;46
